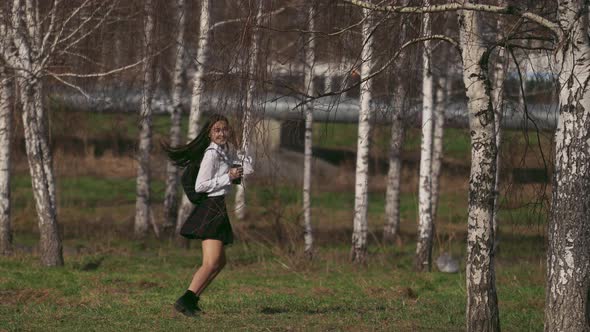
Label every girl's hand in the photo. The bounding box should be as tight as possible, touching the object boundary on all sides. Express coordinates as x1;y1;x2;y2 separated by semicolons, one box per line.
229;167;243;180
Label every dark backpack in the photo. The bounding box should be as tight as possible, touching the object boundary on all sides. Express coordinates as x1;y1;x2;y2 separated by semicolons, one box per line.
181;162;208;205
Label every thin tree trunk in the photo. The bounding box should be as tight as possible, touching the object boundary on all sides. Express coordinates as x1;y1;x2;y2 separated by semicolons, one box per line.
4;0;63;266
163;0;187;234
431;74;446;221
135;0;156;238
235;0;264;221
431;25;453;221
415;2;434;272
0;66;12;255
302;4;316;258
176;0;211;236
234;180;247;219
491;41;507;252
459;8;500;331
545;1;590;330
350;6;375;265
19;76;63;266
383;2;407;244
383;82;405;243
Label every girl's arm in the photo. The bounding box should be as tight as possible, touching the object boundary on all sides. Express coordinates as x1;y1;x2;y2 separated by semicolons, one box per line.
195;149;231;193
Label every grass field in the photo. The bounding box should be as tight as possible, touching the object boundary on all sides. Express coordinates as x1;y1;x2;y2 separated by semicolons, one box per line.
2;112;550;331
3;173;547;331
1;233;544;331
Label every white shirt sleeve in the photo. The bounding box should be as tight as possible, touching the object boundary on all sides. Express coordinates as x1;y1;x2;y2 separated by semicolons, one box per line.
195;149;231;193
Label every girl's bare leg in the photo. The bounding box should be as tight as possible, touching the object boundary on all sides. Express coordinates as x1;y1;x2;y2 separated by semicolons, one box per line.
188;239;226;296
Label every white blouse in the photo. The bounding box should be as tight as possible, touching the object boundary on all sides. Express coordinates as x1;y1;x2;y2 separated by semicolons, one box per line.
194;142;254;197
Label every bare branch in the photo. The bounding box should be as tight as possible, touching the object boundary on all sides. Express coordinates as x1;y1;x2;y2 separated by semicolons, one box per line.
295;34;460;107
61;2;116;54
506;46;549;175
210;7;286;31
40;0;61;56
262;19;365;37
48;58;145;78
58;1;108;47
504;43;554;52
42;1;114;70
47;72;90;99
60;50;105;68
45;0;92;62
346;0;562;38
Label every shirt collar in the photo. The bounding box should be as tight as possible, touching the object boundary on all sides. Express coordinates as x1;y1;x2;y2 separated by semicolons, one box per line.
209;141;228;154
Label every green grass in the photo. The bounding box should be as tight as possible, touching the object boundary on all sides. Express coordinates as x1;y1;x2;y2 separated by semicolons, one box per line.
312;122;473;159
3;174;548;331
50;107;191;140
249;182;545;229
0;239;544;331
10;173;545;233
312;122;552;164
12;175;166;210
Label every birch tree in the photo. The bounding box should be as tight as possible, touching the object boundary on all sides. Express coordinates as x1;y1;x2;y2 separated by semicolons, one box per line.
350;6;375;264
383;6;408;244
0;0;63;266
135;0;157;238
235;0;264;221
415;0;435;272
382;81;405;243
163;0;187;234
176;0;211;235
545;0;590;329
302;4;316;258
430;73;447;222
431;20;454;227
459;8;500;330
0;65;12;255
490;6;508;249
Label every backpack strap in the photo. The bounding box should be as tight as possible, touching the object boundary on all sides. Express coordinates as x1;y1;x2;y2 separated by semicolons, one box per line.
205;145;229;163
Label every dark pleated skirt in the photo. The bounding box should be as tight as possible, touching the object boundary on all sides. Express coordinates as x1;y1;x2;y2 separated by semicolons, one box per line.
179;195;233;245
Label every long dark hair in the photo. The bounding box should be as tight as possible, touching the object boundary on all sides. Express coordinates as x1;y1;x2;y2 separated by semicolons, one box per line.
162;114;231;168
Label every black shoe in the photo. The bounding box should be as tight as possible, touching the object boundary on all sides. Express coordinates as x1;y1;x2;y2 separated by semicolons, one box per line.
174;290;200;317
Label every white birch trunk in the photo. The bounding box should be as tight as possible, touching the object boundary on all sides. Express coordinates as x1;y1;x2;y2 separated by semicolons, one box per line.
176;0;211;235
383;82;405;243
491;37;507;250
235;0;264;221
3;0;63;266
234;181;247;220
350;6;374;264
415;3;434;272
430;74;446;221
383;5;407;244
302;5;316;258
0;66;12;255
135;0;156;238
19;76;63;266
36;86;56;217
459;8;500;331
545;1;590;330
163;0;187;232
